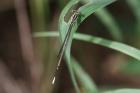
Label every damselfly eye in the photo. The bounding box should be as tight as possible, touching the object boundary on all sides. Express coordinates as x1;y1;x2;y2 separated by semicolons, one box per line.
72;10;77;13
72;10;79;15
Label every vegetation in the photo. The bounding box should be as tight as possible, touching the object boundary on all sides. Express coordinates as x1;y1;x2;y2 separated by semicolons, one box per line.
33;0;140;93
1;0;140;93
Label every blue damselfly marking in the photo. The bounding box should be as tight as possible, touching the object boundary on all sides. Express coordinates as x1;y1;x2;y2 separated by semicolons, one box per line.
52;10;80;84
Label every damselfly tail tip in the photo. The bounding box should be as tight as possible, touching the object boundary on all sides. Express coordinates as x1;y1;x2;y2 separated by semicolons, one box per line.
52;77;56;85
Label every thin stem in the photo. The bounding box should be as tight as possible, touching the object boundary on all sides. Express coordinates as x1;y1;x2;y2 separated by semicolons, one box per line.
14;0;40;93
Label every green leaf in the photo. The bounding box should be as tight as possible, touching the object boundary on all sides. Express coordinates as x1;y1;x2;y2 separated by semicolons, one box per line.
34;31;140;61
95;8;123;41
120;59;140;75
71;58;98;93
75;33;140;61
79;0;117;22
34;31;140;92
58;0;117;92
126;0;140;21
126;0;140;34
103;89;140;93
58;0;81;93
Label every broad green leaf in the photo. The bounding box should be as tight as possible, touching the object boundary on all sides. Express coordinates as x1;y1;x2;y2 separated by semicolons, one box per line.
58;0;117;92
79;0;117;22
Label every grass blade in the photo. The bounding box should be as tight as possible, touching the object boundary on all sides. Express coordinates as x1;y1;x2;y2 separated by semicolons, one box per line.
95;8;123;41
34;31;140;61
71;58;98;93
103;89;140;93
58;0;81;93
58;0;117;92
126;0;140;34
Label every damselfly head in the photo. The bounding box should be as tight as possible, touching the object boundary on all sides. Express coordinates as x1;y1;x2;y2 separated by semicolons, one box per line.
72;10;80;15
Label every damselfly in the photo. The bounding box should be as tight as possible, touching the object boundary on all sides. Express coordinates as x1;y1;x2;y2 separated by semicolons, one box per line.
52;10;80;84
57;10;80;69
